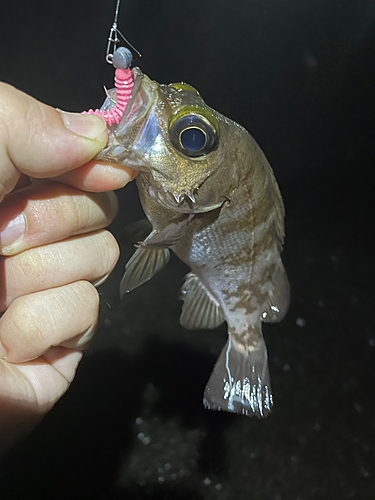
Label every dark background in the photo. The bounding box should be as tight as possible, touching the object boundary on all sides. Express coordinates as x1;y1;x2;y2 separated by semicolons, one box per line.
1;0;375;498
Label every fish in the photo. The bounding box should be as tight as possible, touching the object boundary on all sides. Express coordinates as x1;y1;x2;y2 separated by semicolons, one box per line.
96;66;290;418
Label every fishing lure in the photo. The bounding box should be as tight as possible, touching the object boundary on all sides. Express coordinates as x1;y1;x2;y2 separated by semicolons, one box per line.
84;1;290;417
83;51;133;126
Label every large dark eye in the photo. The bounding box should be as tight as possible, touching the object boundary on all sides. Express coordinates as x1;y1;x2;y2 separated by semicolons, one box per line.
169;106;219;158
180;126;206;152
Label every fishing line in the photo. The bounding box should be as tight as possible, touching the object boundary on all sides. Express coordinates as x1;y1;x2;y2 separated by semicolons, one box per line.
106;0;141;64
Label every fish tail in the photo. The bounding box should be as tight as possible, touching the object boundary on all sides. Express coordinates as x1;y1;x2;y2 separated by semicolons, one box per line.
203;333;273;418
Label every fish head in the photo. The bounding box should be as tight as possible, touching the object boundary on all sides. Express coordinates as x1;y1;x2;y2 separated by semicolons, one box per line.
98;68;242;213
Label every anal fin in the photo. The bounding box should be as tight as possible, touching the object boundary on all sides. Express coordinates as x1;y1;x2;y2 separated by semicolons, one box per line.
203;335;273;418
180;273;225;330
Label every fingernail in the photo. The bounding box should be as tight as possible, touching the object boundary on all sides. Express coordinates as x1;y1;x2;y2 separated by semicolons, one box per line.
0;341;7;359
0;212;26;248
59;111;107;141
92;272;111;287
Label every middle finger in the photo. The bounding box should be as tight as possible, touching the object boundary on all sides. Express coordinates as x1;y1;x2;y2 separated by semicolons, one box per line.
0;181;118;256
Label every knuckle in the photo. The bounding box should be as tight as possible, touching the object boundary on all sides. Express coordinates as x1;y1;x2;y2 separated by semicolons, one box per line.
7;295;47;347
23;98;45;146
66;194;105;234
63;194;86;232
0;83;16;117
15;249;44;283
7;90;46;156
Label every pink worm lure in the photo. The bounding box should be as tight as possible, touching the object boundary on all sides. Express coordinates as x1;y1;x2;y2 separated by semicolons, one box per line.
83;47;134;126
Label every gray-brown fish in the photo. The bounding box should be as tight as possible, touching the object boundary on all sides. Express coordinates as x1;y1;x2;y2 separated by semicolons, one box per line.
97;63;290;418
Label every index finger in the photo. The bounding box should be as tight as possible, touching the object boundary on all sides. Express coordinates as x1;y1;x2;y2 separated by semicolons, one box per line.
0;82;108;201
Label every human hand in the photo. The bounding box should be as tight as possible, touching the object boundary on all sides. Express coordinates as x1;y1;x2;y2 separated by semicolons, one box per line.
0;83;135;452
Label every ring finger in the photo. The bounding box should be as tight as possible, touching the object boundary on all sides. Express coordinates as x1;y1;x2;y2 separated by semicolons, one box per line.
0;281;99;363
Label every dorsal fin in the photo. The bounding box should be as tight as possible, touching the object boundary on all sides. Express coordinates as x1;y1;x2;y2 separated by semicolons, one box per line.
180;273;225;330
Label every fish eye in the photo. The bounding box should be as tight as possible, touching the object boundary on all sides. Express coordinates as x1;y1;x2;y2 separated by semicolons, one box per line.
169;106;219;158
180;127;207;152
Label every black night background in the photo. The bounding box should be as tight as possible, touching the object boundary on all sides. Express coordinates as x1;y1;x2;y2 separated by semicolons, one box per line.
1;0;375;498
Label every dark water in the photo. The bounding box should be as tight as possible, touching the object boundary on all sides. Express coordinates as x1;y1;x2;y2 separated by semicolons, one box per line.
1;1;375;498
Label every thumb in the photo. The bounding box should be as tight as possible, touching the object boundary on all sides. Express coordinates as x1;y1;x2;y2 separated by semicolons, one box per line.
0;83;107;199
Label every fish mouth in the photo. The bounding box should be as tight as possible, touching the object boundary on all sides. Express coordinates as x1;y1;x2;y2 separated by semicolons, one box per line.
140;174;225;214
96;68;157;165
153;189;224;214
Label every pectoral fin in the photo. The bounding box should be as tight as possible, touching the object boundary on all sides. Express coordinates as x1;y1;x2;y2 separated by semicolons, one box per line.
120;216;190;297
122;219;153;245
180;273;225;330
120;246;170;296
139;216;192;249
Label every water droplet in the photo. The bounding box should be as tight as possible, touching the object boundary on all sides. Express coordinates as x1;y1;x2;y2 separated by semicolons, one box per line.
360;467;370;478
353;402;363;413
296;317;306;327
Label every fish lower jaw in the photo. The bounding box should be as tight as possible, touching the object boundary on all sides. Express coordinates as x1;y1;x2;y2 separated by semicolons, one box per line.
148;185;224;213
190;202;224;213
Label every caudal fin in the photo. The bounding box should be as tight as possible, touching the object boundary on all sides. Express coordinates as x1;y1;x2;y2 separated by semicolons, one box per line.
203;337;273;418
